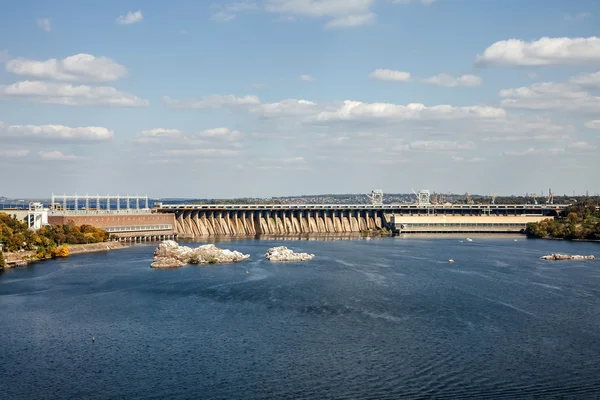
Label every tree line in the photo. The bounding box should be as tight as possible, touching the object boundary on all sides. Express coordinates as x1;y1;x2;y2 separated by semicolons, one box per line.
526;200;600;240
0;212;108;258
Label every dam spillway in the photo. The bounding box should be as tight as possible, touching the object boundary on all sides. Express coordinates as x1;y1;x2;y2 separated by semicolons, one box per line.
156;203;567;237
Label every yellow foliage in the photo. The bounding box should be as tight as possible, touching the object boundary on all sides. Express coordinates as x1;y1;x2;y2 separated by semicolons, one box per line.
58;245;69;257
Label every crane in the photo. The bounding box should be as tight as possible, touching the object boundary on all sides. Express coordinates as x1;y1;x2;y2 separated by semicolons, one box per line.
491;193;497;205
532;191;538;205
546;188;554;205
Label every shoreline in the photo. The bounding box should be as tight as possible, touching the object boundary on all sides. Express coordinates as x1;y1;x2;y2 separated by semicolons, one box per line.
1;241;130;270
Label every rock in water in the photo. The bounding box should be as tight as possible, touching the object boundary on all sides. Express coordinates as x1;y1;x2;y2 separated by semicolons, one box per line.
540;253;595;261
265;246;315;262
151;240;250;268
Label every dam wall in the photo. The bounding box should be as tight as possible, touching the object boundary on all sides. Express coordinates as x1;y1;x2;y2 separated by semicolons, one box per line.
158;203;568;237
171;209;387;237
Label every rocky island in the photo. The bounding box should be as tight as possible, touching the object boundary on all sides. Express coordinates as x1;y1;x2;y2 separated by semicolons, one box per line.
151;240;250;268
265;246;315;262
540;253;596;261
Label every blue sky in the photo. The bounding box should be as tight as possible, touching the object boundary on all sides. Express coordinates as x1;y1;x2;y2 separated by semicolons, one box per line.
1;0;599;198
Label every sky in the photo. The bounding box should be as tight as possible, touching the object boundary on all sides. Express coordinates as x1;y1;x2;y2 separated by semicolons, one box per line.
1;0;599;199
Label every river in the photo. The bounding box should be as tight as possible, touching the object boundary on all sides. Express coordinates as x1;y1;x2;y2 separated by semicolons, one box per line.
1;235;599;399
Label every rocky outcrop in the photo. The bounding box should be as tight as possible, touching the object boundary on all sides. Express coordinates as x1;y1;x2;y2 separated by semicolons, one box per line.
265;246;315;262
151;240;250;268
541;253;596;260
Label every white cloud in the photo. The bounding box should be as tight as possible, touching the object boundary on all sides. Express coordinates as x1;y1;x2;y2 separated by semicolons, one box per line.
135;128;182;143
499;82;600;113
37;18;51;32
117;10;143;25
299;74;314;82
6;54;128;82
452;156;485;162
422;73;482;87
163;94;260;109
369;69;411;82
564;12;591;21
569;71;600;87
475;37;600;66
312;100;506;123
0;149;29;158
38;151;79;161
503;147;565;156
165;148;241;157
325;12;375;28
199;128;243;140
212;12;237;21
568;141;597;150
265;0;375;28
0;81;149;107
212;1;258;21
585;120;600;129
250;99;318;117
0;122;113;141
409;140;476;152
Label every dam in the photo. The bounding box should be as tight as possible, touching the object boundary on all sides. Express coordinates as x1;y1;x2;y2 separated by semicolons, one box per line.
155;203;567;237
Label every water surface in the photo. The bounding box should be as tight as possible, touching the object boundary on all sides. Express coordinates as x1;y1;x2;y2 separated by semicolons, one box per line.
1;236;599;399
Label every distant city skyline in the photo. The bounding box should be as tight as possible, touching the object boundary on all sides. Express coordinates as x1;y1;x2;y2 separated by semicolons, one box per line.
1;0;599;198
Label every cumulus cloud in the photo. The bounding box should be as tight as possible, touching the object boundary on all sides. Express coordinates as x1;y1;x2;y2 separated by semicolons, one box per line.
312;100;506;123
37;18;51;32
117;10;144;25
499;82;600;113
422;73;482;87
38;151;80;161
0;121;113;141
299;74;314;82
163;94;260;109
569;71;600;87
265;0;375;28
6;54;128;82
0;149;29;158
369;69;411;82
198;128;243;140
250;99;318;117
585;120;600;129
0;81;149;107
475;37;600;66
135;128;182;143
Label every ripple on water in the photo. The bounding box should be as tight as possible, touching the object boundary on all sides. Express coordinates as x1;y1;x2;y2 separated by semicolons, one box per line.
1;237;600;399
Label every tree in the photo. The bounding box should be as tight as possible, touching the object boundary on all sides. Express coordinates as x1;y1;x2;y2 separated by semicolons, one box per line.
0;252;5;268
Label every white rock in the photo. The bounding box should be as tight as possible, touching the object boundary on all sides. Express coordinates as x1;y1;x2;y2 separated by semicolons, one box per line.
265;246;314;262
151;240;250;268
540;253;595;261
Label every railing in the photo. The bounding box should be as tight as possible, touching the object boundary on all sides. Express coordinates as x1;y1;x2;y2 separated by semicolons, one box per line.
50;209;152;216
103;224;173;233
158;203;569;211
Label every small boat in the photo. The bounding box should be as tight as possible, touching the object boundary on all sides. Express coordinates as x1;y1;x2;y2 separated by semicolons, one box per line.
448;259;454;263
514;239;518;242
466;238;473;242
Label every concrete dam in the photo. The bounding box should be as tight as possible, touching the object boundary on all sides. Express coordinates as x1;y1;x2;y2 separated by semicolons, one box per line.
156;203;567;237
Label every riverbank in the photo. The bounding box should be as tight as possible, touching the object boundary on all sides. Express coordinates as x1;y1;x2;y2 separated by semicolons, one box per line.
1;241;129;270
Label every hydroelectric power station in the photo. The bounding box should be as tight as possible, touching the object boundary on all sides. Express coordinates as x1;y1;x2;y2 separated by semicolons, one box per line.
154;190;567;237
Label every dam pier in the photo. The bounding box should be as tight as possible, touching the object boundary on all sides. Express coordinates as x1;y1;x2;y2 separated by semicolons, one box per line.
156;203;567;237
